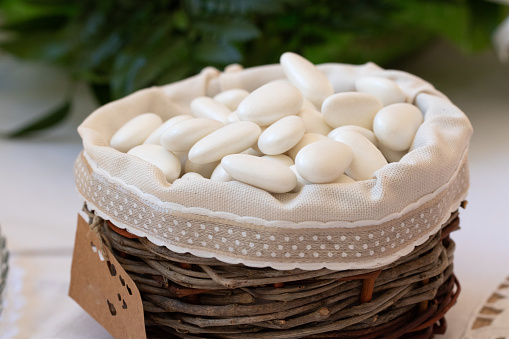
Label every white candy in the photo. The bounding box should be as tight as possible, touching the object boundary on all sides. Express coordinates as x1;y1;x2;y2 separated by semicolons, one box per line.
110;113;162;152
174;151;188;177
184;159;219;179
143;115;193;145
298;109;332;135
328;125;378;146
214;89;250;111
287;133;328;160
188;121;261;164
210;163;233;182
321;92;383;130
333;174;356;184
241;148;263;156
160;118;224;152
373;103;423;151
355;77;406;106
280;52;334;107
258;116;305;155
301;98;317;111
331;130;388;181
227;111;241;123
181;172;204;180
262;154;294;167
237;81;303;126
190;97;231;123
378;143;407;163
289;165;312;192
222;154;297;193
127;144;181;183
295;140;353;184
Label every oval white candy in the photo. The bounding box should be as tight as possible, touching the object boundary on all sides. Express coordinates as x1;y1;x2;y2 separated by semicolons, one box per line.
298;109;332;135
373;103;423;151
184;159;219;179
127;144;181;183
190;97;231;123
289;165;312;192
287;133;328;160
188;121;261;164
227;111;241;124
331;130;388;181
355;76;406;106
181;172;204;180
262;154;294;167
333;174;356;184
160;118;224;152
328;125;378;146
143;115;193;145
210;163;233;182
214;89;250;111
280;52;334;107
110;113;162;152
174;151;188;177
241;148;263;156
237;81;303;126
258;116;305;155
378;143;407;163
295;140;353;184
321;92;382;130
301;98;317;111
222;154;297;193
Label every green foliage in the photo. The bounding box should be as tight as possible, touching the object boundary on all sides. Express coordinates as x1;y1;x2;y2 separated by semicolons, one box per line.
0;0;506;135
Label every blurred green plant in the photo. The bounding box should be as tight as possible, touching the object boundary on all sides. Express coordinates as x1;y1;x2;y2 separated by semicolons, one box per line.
0;0;506;136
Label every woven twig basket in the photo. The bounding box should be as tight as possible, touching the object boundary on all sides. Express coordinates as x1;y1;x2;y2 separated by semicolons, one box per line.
83;205;462;339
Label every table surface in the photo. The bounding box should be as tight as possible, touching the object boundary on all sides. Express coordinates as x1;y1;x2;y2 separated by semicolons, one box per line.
0;41;508;338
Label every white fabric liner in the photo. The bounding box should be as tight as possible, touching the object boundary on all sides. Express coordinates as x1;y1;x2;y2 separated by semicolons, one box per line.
76;62;472;270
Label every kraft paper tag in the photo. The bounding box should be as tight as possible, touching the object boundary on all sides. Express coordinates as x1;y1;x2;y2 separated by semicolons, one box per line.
69;215;146;339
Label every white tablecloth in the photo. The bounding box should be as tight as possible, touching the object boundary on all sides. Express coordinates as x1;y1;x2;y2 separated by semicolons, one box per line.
0;41;508;338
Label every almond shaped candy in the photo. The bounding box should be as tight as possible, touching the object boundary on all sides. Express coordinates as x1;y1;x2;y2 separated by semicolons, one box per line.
280;52;334;107
289;164;312;192
328;125;378;147
295;140;353;184
214;89;250;111
188;121;261;164
143;114;194;145
237;81;303;126
298;108;332;135
210;163;233;182
160;118;224;152
287;133;328;160
258;115;305;155
262;154;294;167
110;113;162;152
184;159;219;179
222;154;297;193
355;76;406;106
321;92;383;130
127;144;181;183
190;96;231;123
373;103;423;151
331;130;388;181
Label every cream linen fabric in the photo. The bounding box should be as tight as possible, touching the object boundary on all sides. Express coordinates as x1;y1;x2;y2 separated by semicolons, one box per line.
75;63;472;270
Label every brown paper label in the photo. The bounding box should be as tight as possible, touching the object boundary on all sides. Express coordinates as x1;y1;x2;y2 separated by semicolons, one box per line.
69;215;146;339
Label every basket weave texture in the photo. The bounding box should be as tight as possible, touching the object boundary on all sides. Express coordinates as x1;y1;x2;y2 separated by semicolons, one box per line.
85;207;461;339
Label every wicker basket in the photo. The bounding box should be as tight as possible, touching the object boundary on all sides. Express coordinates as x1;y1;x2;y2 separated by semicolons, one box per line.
83;204;462;339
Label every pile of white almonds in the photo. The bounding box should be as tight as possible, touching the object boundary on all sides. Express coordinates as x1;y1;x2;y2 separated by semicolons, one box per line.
109;52;423;194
